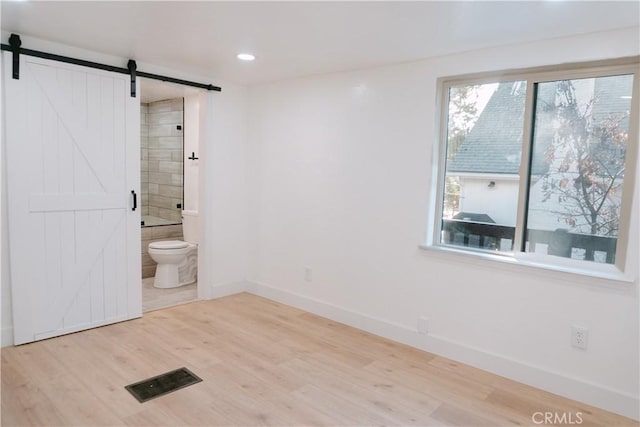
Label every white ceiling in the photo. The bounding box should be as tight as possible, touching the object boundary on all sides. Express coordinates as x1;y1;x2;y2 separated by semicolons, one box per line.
2;1;639;88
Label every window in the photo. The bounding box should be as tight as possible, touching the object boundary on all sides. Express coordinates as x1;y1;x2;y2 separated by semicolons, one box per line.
442;81;525;252
433;60;638;275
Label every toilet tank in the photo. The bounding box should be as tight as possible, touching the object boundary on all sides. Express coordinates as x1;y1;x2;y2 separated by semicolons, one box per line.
181;210;199;244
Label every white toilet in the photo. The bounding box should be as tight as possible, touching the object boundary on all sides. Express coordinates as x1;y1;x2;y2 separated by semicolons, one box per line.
148;210;198;289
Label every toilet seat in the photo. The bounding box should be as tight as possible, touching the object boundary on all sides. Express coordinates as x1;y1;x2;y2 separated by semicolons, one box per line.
149;240;189;250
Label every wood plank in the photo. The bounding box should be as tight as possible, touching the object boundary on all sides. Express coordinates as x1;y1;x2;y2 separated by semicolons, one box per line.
6;54;46;344
6;55;139;345
30;60;111;190
1;294;636;426
29;193;126;212
103;227;119;320
1;351;66;426
39;333;144;420
281;357;439;425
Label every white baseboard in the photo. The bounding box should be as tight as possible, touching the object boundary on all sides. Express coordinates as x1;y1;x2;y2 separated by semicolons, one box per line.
208;280;249;299
1;326;14;348
245;280;640;421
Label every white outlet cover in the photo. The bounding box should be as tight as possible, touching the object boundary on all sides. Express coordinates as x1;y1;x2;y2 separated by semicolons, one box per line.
571;325;589;350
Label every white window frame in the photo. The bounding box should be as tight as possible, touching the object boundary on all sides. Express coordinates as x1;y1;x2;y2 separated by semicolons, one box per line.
425;58;640;282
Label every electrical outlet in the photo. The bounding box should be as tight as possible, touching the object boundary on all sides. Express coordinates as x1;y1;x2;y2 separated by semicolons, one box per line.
418;316;429;334
571;325;589;350
304;267;312;282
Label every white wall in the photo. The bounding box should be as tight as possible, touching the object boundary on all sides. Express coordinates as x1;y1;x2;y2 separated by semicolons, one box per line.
197;85;250;299
183;95;199;212
246;27;640;419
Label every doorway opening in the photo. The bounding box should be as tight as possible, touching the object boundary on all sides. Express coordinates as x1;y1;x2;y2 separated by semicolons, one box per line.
139;78;200;312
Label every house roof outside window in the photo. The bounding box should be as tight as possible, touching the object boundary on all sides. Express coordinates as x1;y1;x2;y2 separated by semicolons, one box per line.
447;78;631;176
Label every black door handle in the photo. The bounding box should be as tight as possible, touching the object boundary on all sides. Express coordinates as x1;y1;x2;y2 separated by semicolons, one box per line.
131;190;137;211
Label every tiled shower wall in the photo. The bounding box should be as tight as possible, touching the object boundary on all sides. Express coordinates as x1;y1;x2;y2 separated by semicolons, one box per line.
140;98;184;223
140;98;185;279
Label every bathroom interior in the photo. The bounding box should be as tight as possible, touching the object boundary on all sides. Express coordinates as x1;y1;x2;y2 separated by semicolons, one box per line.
139;78;200;312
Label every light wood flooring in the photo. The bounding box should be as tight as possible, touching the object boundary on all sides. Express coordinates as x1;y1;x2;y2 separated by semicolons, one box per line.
1;293;636;426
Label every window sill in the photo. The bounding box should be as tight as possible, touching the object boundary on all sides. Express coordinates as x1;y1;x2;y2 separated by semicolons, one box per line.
418;243;636;285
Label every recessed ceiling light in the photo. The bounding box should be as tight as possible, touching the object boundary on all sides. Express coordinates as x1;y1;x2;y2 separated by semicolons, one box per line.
620;95;632;99
237;53;255;61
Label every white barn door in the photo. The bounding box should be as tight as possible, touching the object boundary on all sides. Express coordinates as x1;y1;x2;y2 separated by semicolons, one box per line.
3;53;141;345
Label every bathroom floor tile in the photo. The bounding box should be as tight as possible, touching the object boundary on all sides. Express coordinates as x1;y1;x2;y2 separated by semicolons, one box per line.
142;277;197;312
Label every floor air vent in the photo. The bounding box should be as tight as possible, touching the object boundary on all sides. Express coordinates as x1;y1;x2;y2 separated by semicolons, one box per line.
125;367;202;403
